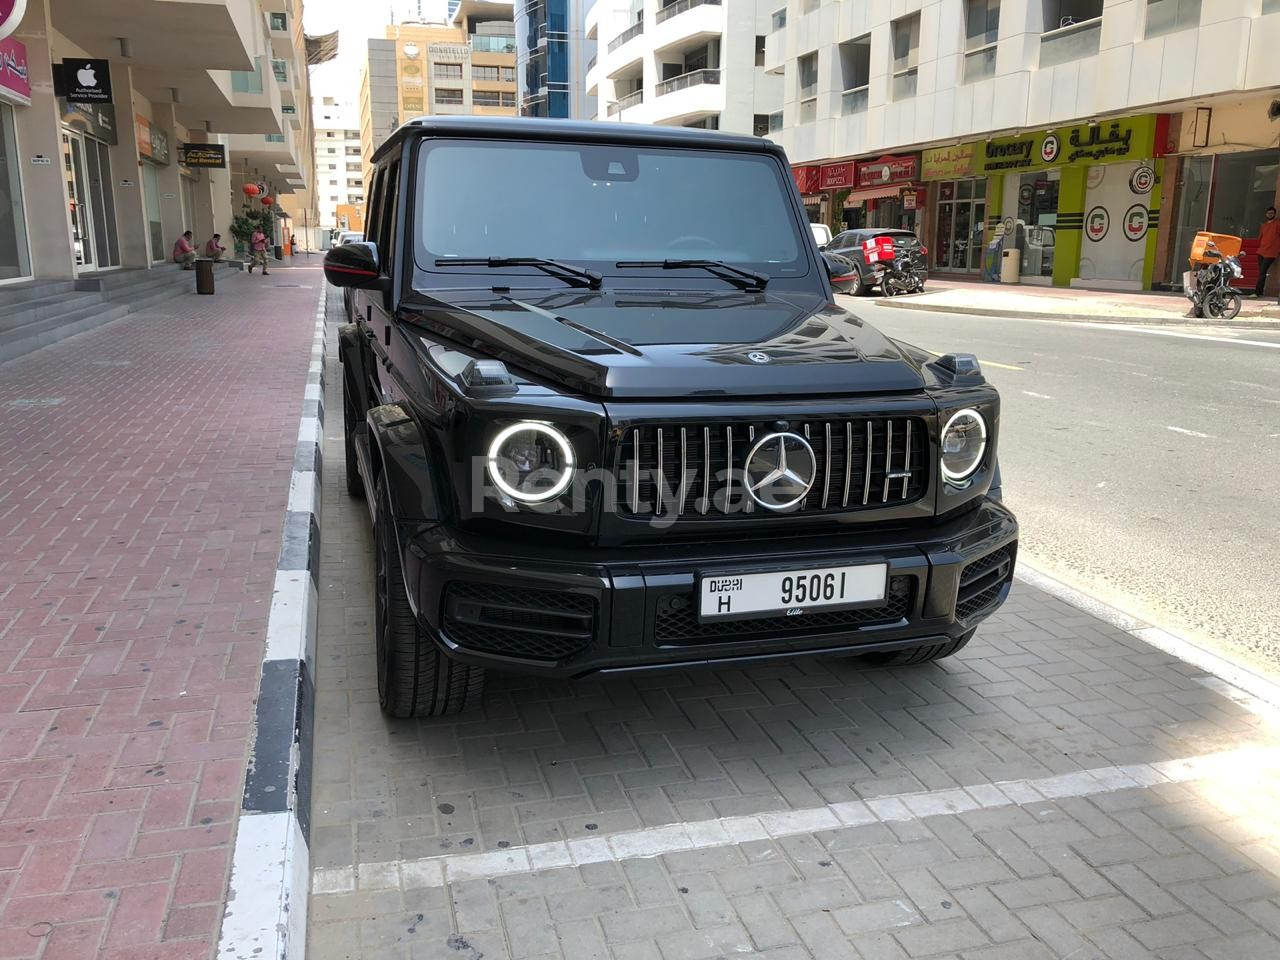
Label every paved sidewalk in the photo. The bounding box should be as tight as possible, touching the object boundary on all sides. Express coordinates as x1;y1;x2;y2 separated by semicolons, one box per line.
877;278;1280;326
308;316;1280;960
0;267;324;959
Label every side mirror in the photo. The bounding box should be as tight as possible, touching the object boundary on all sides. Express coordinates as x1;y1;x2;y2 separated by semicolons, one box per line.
324;241;382;288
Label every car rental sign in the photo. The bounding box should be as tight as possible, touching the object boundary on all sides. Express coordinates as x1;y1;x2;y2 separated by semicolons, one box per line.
0;0;26;42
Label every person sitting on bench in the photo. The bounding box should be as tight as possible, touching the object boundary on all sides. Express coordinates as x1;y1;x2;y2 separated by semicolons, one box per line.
173;231;196;269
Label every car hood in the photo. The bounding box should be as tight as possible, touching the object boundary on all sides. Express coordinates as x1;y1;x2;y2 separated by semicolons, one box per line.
407;287;927;399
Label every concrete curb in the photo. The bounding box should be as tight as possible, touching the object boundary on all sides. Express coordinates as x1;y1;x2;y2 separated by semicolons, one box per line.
216;287;327;960
1015;556;1280;712
872;296;1280;331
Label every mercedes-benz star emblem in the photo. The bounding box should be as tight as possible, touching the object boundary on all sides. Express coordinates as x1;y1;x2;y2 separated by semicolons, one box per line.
747;351;770;364
743;432;817;511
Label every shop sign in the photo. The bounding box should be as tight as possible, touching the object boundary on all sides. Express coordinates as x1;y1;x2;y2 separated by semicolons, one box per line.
792;164;821;194
0;36;28;105
1129;165;1155;194
151;126;169;164
61;58;112;104
60;100;117;145
0;0;25;42
135;115;170;163
819;161;855;190
857;155;917;188
428;43;470;60
902;188;923;211
981;115;1155;173
921;144;976;180
1085;206;1110;242
177;143;226;168
1123;204;1149;242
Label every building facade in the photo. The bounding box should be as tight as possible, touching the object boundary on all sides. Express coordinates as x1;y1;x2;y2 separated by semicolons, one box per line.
767;0;1280;290
1;0;317;284
518;0;592;117
359;1;518;179
314;97;364;240
586;0;783;131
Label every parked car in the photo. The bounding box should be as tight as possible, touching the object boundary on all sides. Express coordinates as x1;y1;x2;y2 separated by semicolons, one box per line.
332;230;364;249
825;228;929;296
325;116;1016;718
810;223;833;248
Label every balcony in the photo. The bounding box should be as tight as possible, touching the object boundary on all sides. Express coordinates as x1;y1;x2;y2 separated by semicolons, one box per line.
471;35;517;54
655;67;719;97
841;86;868;115
656;0;720;24
607;89;644;116
1039;18;1102;68
608;20;644;53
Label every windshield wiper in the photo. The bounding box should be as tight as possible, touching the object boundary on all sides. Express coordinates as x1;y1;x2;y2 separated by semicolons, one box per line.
435;257;603;290
614;259;769;291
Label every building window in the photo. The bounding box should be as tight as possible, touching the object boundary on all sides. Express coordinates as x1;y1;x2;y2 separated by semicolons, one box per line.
327;148;337;154
473;65;500;82
434;63;463;79
474;90;502;106
271;58;288;84
1265;0;1280;11
768;110;783;132
0;104;31;280
755;35;766;67
891;14;920;100
1145;0;1200;38
329;195;339;201
839;35;870;114
326;131;336;138
753;114;769;136
328;163;337;170
435;88;464;105
963;0;999;82
770;8;786;30
798;52;818;123
345;130;360;139
501;66;515;82
501;91;516;106
269;11;287;30
281;105;296;115
1040;0;1103;66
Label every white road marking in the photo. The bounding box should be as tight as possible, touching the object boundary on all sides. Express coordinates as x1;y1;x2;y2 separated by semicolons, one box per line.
1166;426;1213;439
1022;390;1055;400
1034;319;1280;350
310;744;1280;894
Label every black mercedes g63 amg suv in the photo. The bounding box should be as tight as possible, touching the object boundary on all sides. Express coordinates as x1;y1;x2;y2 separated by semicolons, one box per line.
325;117;1017;718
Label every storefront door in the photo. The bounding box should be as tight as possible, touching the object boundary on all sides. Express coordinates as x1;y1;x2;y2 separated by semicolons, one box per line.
62;128;120;273
0;102;31;282
142;161;165;262
1014;170;1059;279
933;179;986;272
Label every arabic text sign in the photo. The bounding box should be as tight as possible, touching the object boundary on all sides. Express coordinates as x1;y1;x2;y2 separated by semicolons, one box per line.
0;36;29;105
857;155;918;188
980;115;1155;173
0;0;25;42
921;144;976;181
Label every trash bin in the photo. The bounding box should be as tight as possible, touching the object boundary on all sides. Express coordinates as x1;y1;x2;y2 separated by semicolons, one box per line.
273;244;283;261
195;258;215;295
1000;248;1022;284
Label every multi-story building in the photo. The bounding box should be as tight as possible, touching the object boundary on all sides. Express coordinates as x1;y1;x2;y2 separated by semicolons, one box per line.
585;0;782;131
358;0;518;179
1;0;317;285
517;0;593;117
314;97;364;239
766;0;1280;291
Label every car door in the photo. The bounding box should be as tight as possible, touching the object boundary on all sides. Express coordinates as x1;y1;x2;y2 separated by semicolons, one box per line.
366;157;400;405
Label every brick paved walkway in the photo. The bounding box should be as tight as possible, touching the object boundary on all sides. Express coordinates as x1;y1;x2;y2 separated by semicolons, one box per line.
309;309;1280;960
0;267;324;959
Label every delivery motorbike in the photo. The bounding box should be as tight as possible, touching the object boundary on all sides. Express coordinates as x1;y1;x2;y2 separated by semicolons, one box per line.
879;255;925;296
1185;234;1243;321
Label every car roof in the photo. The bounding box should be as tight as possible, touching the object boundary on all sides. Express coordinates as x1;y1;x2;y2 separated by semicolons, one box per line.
839;228;916;238
373;115;779;165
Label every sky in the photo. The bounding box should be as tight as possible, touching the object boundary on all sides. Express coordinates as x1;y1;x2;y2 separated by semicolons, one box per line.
303;0;415;105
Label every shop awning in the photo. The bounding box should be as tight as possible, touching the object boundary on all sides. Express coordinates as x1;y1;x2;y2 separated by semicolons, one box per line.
842;184;910;205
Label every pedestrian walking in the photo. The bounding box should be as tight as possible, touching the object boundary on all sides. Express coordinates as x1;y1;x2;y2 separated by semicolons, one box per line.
1255;205;1280;298
204;233;226;263
248;227;270;276
172;230;196;269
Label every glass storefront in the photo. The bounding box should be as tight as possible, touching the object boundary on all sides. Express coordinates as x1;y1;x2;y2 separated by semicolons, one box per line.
142;161;165;262
62;129;120;272
1209;150;1277;237
1015;170;1059;278
868;195;918;233
933;178;986;272
0;103;31;282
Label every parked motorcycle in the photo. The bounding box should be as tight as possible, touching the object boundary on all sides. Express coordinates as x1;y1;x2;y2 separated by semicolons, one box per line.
879;255;925;296
1185;236;1243;321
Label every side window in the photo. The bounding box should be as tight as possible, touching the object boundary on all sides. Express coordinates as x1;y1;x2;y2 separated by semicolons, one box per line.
365;167;384;253
379;160;400;277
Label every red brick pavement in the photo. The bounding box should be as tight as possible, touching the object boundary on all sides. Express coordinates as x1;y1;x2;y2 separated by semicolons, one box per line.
0;267;325;959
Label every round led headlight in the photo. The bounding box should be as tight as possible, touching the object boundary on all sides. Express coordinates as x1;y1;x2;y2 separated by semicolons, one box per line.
940;408;987;483
486;422;575;503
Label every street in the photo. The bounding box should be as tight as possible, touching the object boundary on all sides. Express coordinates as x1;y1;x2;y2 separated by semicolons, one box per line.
848;300;1280;671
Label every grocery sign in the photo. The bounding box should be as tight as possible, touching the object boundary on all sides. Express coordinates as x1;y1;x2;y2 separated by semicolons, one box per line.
981;116;1156;173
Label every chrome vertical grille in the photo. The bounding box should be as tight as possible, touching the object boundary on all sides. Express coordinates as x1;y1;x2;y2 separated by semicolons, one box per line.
618;417;928;519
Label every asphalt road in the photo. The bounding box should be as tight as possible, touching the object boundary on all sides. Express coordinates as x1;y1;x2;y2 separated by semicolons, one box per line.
843;298;1280;671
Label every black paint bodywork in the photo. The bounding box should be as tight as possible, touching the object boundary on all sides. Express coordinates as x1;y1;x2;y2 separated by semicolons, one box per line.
329;116;1017;678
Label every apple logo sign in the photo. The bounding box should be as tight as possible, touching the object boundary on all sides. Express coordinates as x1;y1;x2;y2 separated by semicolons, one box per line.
77;64;98;87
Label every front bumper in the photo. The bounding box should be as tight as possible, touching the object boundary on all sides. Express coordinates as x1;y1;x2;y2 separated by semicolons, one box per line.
400;499;1017;677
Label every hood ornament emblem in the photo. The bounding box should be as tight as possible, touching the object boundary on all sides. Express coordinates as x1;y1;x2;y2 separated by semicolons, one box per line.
747;351;771;364
743;432;817;511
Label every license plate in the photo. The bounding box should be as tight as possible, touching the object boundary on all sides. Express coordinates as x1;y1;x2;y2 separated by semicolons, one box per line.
699;563;888;621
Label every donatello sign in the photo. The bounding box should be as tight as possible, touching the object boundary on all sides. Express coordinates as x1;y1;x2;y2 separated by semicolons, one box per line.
0;0;26;42
980;116;1157;174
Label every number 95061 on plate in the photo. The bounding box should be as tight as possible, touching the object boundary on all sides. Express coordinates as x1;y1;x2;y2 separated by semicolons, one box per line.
699;563;888;621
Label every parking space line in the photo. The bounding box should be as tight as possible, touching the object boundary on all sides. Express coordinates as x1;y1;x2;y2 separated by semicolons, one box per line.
311;743;1280;896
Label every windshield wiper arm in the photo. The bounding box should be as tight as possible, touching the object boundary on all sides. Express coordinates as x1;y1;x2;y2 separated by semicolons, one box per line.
614;259;769;291
435;257;603;290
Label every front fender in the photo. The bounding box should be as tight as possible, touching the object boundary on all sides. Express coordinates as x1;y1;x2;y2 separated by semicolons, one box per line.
366;404;440;525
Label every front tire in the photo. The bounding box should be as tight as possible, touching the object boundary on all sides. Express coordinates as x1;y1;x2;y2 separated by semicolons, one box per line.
1205;288;1242;321
374;479;485;718
858;630;975;666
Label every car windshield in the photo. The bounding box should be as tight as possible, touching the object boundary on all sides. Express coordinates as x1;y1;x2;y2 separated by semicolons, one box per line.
415;139;807;281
